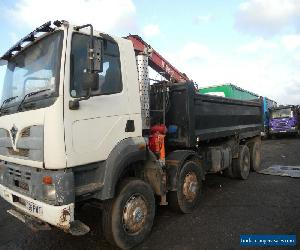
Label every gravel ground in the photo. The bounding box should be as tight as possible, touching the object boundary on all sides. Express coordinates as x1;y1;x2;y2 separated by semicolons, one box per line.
0;137;299;250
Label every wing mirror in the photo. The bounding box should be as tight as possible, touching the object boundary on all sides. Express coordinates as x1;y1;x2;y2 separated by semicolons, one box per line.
81;37;103;91
82;71;99;91
69;24;103;110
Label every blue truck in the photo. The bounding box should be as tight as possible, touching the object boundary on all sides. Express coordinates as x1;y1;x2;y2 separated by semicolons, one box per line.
269;105;300;137
262;97;277;137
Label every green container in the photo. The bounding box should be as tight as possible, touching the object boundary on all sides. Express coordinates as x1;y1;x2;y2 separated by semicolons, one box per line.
199;83;259;101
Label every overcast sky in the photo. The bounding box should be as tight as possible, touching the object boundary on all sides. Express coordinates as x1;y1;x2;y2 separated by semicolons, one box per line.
0;0;299;104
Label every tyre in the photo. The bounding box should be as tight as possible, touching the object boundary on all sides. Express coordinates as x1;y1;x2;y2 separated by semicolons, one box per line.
223;164;235;178
168;161;203;214
248;140;261;172
102;178;155;250
233;145;250;180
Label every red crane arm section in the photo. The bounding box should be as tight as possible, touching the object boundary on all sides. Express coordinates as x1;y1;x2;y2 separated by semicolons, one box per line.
126;35;189;82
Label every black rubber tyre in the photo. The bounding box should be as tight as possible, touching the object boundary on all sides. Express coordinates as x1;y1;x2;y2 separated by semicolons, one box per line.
233;145;250;180
168;161;203;214
249;140;262;172
102;178;155;250
223;164;235;178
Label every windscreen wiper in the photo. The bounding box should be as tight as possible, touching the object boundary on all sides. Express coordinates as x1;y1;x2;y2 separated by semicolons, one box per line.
0;96;18;115
17;88;51;111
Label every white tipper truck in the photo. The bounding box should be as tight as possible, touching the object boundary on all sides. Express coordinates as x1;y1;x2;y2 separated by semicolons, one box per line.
0;21;263;249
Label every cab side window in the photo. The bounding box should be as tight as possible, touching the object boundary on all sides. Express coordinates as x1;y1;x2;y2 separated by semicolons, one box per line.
70;34;122;97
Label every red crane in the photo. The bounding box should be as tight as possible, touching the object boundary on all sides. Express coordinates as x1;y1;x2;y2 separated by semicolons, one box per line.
126;35;189;83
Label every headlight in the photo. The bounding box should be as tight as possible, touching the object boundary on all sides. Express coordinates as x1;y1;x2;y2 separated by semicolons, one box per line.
43;184;56;201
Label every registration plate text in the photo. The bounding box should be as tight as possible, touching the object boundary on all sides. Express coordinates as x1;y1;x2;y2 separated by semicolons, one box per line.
25;201;43;215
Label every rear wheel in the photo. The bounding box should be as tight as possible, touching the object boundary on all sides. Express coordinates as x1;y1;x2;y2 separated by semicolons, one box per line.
224;164;235;178
102;178;155;249
233;145;250;180
168;161;203;214
249;140;261;172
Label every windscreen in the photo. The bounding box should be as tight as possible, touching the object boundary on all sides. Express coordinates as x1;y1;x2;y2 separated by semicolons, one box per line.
0;31;63;108
270;108;293;119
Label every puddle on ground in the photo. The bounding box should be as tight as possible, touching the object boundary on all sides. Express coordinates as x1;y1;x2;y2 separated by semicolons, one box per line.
259;165;300;178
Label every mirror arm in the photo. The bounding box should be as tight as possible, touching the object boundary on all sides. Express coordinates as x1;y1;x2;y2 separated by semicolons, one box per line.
69;88;92;110
75;24;94;73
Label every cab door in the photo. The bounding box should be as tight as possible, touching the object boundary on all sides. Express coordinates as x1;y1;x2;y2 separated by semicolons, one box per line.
63;32;131;167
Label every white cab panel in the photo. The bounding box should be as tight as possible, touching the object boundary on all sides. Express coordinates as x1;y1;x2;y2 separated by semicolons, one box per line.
63;27;142;168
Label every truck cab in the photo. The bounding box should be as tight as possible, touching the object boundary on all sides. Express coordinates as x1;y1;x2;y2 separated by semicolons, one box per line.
0;20;145;233
269;106;300;136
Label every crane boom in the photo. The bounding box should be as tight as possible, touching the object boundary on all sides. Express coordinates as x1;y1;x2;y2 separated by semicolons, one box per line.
126;35;189;82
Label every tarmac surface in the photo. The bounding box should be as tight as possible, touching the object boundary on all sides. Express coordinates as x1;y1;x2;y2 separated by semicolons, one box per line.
0;137;299;250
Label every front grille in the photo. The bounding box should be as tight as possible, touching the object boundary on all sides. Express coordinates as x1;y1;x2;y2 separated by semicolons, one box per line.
8;167;31;181
279;123;287;126
20;127;31;137
0;125;43;162
14;179;29;191
8;148;29;157
8;167;31;192
9;168;21;177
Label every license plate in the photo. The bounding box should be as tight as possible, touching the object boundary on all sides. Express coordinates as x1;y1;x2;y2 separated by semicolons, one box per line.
280;131;286;133
25;201;43;215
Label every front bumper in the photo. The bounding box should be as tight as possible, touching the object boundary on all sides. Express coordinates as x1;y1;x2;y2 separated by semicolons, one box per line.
0;183;74;230
269;128;298;134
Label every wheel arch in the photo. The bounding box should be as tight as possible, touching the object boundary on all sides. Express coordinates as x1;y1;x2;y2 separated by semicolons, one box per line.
95;137;147;200
166;150;205;191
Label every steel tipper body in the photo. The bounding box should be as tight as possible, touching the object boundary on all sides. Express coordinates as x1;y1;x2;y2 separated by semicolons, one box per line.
269;105;300;136
163;83;262;147
0;21;263;249
199;84;275;137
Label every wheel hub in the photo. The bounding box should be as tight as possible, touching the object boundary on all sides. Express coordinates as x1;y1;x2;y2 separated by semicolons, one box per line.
255;147;260;164
243;155;249;171
133;207;143;223
182;172;198;202
122;194;147;234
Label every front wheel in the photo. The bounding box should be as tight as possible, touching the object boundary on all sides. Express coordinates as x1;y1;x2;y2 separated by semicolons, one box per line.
168;161;203;214
102;178;155;250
